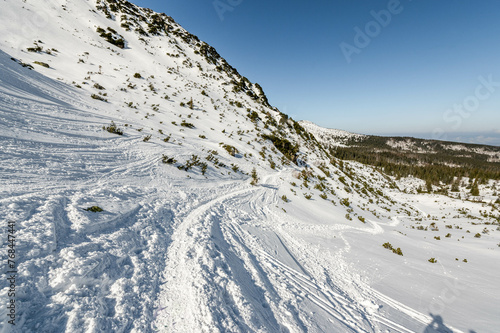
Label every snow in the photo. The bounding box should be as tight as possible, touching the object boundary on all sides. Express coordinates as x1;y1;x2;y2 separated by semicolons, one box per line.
299;120;366;147
0;0;499;332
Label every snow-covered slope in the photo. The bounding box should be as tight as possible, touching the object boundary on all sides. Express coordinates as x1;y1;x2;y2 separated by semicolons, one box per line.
1;1;499;332
299;120;366;147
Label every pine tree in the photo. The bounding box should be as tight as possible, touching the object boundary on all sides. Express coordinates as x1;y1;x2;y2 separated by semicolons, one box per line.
426;179;433;193
470;181;480;196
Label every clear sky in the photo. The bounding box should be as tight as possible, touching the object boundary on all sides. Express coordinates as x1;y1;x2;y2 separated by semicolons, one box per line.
132;0;500;145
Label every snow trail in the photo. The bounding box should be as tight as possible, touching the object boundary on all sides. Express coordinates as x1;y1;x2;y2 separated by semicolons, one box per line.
154;173;439;332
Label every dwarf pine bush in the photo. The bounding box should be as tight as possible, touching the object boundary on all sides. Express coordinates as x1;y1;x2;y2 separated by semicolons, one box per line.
162;155;176;164
96;26;125;48
340;198;350;206
223;144;238;157
33;61;50;68
103;121;123;135
383;242;403;256
177;155;208;175
261;134;299;164
393;247;403;256
93;83;105;90
92;94;107;102
251;168;259;185
85;206;103;212
180;120;195;129
27;44;43;53
248;111;260;122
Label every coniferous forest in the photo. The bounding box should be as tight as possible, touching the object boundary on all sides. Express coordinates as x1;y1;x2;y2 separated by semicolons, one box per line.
331;136;500;185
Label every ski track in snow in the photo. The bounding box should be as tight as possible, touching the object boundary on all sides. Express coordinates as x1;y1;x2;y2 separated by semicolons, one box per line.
152;171;447;333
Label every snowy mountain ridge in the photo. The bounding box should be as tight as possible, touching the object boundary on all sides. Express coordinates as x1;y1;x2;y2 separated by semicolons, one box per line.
0;0;499;332
299;120;366;147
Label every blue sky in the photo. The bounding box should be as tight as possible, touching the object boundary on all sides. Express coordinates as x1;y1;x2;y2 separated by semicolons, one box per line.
133;0;500;145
